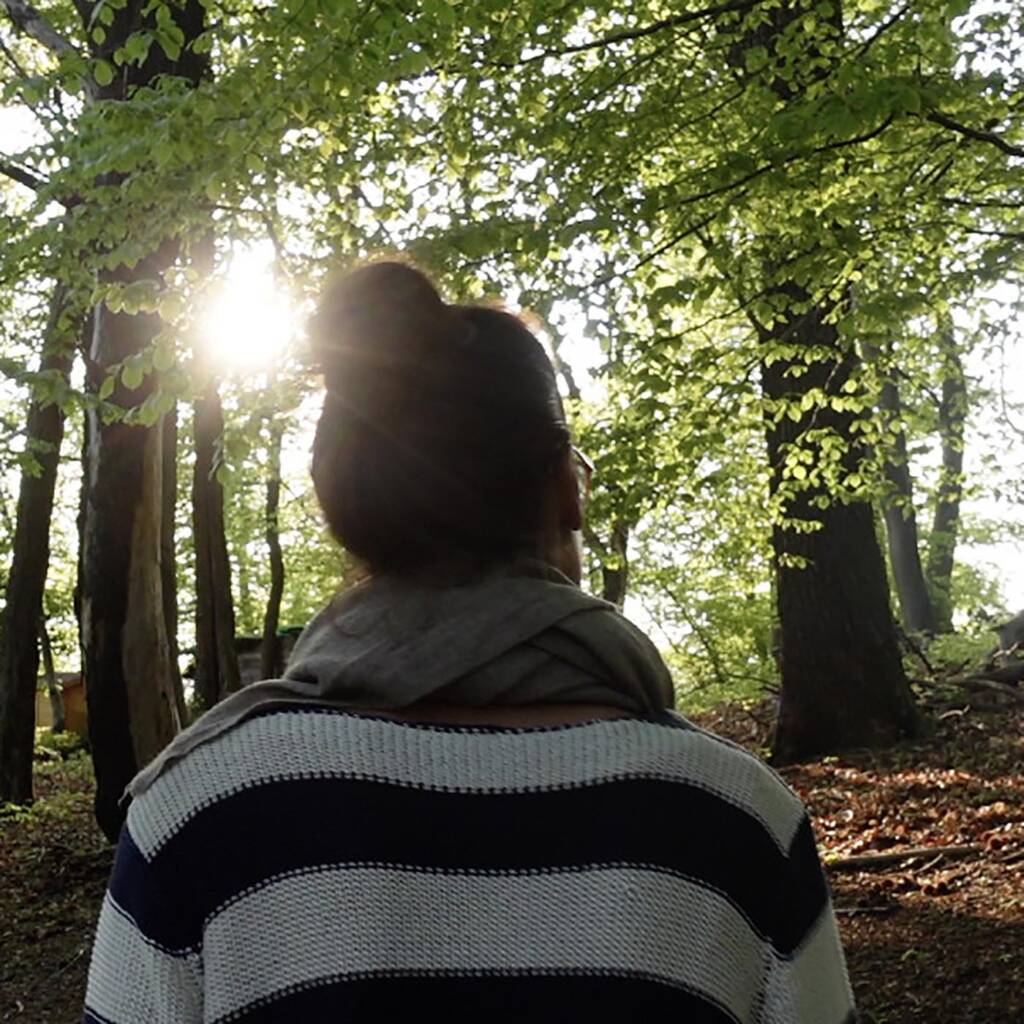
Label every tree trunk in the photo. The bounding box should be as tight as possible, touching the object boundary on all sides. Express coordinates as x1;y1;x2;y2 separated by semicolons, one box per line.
82;302;181;840
77;0;210;841
39;621;64;734
0;287;72;804
762;295;919;764
192;377;241;709
260;414;286;680
719;0;917;761
600;520;629;609
162;401;188;725
926;323;965;633
878;371;937;634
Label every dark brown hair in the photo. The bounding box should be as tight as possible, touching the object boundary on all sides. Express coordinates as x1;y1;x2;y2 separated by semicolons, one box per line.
309;261;570;574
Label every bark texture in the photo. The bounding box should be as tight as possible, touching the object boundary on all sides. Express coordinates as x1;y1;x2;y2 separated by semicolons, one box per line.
926;327;965;634
723;1;918;761
77;0;208;839
161;402;187;725
0;289;72;803
82;302;181;839
260;415;286;680
878;370;937;634
40;623;65;734
192;378;240;709
762;296;919;764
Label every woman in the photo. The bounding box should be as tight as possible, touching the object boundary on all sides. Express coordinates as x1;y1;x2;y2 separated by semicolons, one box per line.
84;262;855;1023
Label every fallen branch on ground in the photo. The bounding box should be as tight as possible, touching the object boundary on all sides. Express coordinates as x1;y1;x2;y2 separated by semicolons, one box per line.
825;843;983;872
834;905;899;916
956;677;1024;702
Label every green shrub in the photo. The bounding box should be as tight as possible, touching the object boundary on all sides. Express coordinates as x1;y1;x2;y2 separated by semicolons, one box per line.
34;727;87;761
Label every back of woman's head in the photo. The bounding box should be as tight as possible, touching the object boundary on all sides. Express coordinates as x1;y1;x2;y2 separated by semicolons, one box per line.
309;261;570;575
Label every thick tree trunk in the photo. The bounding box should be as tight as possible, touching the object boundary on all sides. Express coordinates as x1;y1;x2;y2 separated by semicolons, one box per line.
926;325;965;633
260;415;286;680
878;372;937;633
39;622;64;734
762;296;919;764
82;301;181;840
192;378;241;709
161;402;188;725
719;0;917;760
0;288;72;804
76;0;210;841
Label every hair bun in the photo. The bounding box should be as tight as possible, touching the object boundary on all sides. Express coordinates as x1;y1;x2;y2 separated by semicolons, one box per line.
310;261;456;395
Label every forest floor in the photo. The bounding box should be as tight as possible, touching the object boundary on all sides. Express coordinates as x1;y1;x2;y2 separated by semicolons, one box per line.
1;701;1022;1024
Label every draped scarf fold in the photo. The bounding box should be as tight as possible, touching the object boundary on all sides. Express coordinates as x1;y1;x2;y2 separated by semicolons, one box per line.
128;562;675;798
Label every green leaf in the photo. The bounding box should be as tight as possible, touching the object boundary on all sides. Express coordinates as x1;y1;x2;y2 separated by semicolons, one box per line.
93;60;115;87
157;292;185;321
122;363;144;390
895;87;921;115
152;341;176;372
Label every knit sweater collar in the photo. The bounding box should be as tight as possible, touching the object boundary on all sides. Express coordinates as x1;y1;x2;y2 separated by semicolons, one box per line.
127;560;674;799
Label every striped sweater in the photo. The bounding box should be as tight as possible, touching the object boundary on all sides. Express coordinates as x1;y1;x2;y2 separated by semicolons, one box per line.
84;707;855;1024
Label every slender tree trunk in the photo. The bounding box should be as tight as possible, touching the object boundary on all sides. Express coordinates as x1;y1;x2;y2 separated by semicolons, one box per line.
926;324;965;634
600;521;629;609
162;401;188;724
878;369;937;633
260;414;286;680
192;376;241;708
762;295;919;764
39;621;65;734
0;287;72;804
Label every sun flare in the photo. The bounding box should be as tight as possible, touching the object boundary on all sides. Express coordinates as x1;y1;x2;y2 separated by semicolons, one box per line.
201;245;296;370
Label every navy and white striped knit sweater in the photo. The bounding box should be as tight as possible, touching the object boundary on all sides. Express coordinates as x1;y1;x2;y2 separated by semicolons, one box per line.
84;706;855;1024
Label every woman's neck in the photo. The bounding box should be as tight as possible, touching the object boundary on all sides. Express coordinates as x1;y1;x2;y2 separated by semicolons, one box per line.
352;703;638;727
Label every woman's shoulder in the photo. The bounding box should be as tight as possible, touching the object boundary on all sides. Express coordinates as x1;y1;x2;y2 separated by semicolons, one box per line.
126;704;806;862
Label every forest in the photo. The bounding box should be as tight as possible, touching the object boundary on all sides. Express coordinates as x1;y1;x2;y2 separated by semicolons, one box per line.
0;0;1022;1021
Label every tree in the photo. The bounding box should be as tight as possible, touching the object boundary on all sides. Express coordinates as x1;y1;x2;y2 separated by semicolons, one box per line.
876;349;939;635
757;291;918;760
39;620;64;734
191;365;240;709
0;285;74;803
190;241;241;710
259;399;285;680
161;400;187;724
390;0;1018;755
926;319;967;632
73;0;210;839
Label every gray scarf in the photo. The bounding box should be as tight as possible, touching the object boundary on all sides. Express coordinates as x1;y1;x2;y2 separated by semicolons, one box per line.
128;563;675;798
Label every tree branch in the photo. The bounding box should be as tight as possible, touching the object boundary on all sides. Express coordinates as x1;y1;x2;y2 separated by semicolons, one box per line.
1;0;79;55
926;111;1024;159
489;0;767;68
0;26;29;76
0;158;44;191
826;844;983;872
